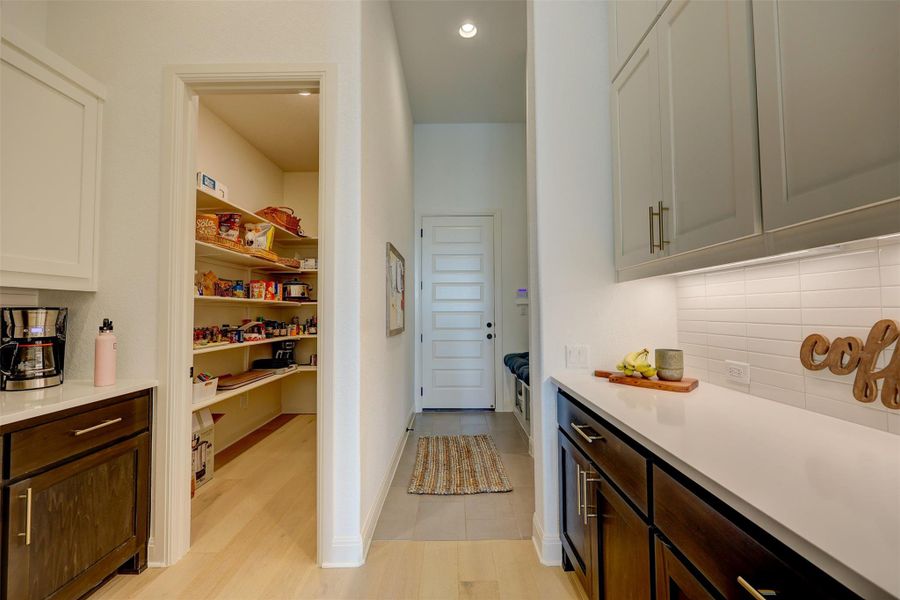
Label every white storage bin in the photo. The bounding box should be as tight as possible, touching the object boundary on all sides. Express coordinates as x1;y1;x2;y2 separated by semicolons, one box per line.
192;377;219;404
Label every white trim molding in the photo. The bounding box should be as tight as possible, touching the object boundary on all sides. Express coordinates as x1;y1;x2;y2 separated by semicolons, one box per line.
156;63;344;568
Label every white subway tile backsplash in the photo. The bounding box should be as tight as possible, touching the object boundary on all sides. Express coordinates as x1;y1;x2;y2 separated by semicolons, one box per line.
798;249;878;274
746;292;801;308
805;394;888;430
676;238;900;435
745;276;800;294
800;268;880;290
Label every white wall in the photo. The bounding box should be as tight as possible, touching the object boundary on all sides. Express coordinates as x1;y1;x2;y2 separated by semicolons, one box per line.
197;103;284;208
527;0;679;563
676;236;900;434
360;0;415;551
414;123;529;409
1;1;48;43
28;0;363;567
284;172;319;238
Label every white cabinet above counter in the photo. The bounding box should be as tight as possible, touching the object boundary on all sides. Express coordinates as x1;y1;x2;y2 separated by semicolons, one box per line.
612;0;900;281
1;27;106;291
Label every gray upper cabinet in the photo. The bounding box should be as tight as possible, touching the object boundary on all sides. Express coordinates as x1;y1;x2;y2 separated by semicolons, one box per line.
608;1;666;79
753;0;900;231
611;33;663;269
658;0;761;255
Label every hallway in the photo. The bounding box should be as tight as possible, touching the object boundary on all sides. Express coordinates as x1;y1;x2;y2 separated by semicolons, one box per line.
93;414;582;599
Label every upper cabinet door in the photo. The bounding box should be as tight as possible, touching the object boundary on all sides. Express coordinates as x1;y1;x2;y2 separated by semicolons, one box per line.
1;28;105;291
753;0;900;231
611;33;663;269
658;0;761;254
608;1;666;79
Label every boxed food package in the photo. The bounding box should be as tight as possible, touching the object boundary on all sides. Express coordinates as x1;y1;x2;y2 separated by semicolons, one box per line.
192;408;215;488
244;223;275;250
197;172;229;199
217;213;242;241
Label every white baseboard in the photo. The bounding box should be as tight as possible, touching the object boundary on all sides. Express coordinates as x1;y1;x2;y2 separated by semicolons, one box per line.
321;535;365;568
361;411;415;557
531;513;562;566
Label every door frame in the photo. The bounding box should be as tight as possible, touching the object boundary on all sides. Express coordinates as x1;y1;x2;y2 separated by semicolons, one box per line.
155;63;337;567
414;211;505;412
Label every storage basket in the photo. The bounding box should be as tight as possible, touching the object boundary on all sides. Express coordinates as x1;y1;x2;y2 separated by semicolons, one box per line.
256;206;302;236
277;257;302;269
192;377;219;404
246;247;279;262
210;236;247;254
195;214;219;242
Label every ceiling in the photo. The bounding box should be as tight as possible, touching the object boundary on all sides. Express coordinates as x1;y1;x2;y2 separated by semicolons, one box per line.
200;93;319;171
390;0;526;123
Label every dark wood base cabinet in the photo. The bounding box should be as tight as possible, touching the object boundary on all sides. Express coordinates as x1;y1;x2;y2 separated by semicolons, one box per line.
558;390;860;600
2;390;152;600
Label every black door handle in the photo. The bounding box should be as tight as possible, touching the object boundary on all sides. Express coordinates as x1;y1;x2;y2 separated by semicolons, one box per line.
486;333;493;340
487;322;493;328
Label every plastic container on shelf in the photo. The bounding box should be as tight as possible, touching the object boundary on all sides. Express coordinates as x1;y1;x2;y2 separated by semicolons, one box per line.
192;377;219;404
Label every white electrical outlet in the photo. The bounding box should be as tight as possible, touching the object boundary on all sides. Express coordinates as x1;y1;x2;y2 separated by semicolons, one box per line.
725;360;750;384
566;345;590;369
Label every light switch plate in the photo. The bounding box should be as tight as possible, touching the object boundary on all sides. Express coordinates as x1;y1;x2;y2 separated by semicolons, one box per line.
725;360;750;384
566;345;590;369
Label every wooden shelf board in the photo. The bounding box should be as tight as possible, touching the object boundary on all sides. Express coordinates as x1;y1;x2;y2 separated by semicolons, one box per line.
194;296;317;308
193;334;317;355
196;188;315;245
191;366;317;411
194;240;309;273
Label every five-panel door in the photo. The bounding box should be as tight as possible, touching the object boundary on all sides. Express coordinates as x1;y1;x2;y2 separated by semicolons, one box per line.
421;215;496;409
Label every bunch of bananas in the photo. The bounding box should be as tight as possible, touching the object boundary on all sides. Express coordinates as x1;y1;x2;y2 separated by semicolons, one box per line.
616;348;657;378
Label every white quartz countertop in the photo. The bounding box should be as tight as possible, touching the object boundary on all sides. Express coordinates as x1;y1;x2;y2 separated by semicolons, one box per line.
551;370;900;600
0;379;158;427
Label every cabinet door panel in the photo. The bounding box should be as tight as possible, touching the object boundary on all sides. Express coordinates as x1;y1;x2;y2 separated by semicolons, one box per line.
559;432;593;597
609;0;663;77
612;33;663;268
654;537;716;600
754;0;900;230
5;433;149;600
594;478;651;600
0;33;103;291
658;0;761;254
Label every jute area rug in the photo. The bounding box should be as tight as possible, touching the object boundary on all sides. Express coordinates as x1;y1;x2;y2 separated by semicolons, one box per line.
408;434;513;495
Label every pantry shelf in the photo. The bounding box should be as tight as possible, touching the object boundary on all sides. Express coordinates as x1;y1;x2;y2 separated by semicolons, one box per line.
195;188;315;245
194;296;317;308
191;366;318;412
193;334;317;355
194;240;308;272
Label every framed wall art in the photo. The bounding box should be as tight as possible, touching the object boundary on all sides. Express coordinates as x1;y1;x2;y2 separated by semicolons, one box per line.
386;242;406;336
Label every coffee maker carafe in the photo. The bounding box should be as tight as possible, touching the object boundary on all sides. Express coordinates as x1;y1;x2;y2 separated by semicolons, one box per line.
1;307;67;391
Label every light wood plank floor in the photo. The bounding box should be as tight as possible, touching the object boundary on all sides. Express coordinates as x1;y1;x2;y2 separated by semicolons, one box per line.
94;415;583;599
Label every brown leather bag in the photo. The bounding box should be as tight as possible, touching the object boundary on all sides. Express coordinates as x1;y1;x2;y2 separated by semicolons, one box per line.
256;206;302;236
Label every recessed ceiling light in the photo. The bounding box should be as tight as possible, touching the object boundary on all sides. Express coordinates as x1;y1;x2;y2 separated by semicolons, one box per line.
458;22;477;39
298;90;312;96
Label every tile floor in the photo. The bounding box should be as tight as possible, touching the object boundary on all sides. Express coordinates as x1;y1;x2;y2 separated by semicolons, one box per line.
374;411;534;542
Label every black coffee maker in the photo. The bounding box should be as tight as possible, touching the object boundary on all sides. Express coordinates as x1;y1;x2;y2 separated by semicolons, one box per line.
1;307;67;391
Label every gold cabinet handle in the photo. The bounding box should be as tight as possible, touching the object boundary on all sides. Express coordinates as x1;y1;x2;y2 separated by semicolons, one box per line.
575;463;581;516
582;469;589;525
737;576;778;599
17;488;32;546
570;423;604;444
583;473;601;522
648;205;656;254
72;417;122;436
657;201;670;249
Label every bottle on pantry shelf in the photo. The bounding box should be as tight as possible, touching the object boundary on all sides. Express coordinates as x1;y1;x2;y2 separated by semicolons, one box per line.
94;318;117;387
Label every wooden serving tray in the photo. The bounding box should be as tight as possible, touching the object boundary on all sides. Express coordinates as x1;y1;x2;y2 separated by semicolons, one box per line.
594;370;698;393
216;369;274;390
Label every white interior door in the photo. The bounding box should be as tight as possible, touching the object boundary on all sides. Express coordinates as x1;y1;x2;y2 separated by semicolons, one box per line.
421;216;496;410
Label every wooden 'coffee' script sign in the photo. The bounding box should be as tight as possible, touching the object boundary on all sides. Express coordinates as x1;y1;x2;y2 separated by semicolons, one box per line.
800;319;899;409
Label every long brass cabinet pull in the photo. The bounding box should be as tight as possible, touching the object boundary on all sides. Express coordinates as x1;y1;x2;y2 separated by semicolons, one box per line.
570;423;604;444
648;205;656;254
72;417;122;436
737;576;778;599
575;463;582;515
18;488;32;546
657;201;670;249
583;472;601;524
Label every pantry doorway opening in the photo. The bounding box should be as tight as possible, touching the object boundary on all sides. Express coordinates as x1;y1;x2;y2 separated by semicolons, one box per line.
156;65;337;569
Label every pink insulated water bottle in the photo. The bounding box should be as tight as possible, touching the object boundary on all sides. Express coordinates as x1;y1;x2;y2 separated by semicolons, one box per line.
94;318;117;387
